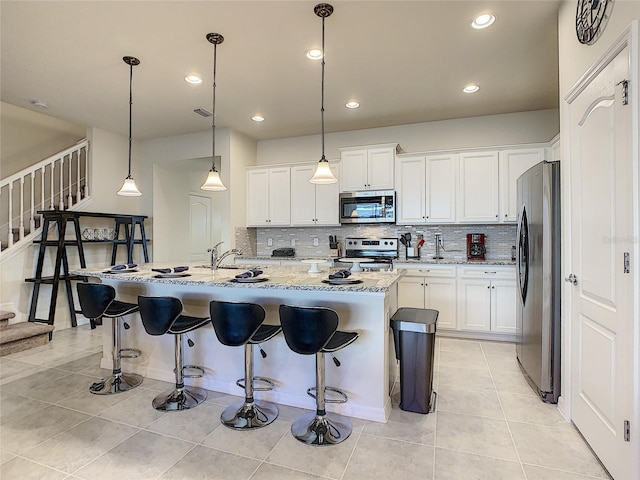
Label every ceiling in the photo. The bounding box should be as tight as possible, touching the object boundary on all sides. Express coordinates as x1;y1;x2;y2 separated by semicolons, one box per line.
1;1;560;142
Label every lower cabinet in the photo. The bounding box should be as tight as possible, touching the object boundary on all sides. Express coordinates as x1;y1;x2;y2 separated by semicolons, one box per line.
397;264;516;337
397;266;457;330
457;267;517;334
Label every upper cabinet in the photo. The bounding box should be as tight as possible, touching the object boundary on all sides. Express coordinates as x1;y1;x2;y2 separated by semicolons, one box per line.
396;153;457;224
339;144;397;191
290;163;340;226
499;148;545;222
247;166;291;227
458;151;500;223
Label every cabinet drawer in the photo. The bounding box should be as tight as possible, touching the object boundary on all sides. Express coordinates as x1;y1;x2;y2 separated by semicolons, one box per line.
400;265;456;278
457;266;514;279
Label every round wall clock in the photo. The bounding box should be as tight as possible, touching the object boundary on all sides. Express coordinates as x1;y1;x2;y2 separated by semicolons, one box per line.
576;0;613;45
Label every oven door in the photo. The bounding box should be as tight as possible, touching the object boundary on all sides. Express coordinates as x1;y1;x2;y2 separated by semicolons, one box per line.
339;191;395;223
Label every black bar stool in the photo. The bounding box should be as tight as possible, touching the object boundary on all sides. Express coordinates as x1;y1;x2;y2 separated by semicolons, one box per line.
138;296;210;411
209;300;282;429
278;304;359;446
77;283;142;394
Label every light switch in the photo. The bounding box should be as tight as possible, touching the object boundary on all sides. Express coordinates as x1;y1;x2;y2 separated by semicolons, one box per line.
313;237;319;246
291;238;296;247
267;238;273;246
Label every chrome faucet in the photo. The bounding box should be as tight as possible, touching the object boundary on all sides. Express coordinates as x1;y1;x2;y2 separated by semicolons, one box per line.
434;233;445;259
214;248;243;269
207;241;224;269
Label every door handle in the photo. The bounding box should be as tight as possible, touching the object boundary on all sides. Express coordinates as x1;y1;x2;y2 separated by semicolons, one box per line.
565;274;578;285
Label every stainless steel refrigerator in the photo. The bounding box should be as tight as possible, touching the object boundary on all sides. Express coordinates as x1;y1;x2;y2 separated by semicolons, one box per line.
516;161;561;403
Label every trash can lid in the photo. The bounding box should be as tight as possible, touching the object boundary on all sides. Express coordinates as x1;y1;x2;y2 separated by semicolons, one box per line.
390;307;438;333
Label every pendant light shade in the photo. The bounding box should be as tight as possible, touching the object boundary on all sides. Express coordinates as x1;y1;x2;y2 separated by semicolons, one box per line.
310;3;338;185
117;56;142;197
201;32;227;191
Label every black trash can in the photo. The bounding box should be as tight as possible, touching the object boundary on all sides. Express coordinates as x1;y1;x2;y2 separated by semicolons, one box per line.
390;307;438;414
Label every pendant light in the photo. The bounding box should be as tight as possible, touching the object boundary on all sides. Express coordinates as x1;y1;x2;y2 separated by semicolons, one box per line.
201;32;227;191
310;3;338;185
117;56;142;197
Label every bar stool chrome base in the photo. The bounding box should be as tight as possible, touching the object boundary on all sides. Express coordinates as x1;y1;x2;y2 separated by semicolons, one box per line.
291;411;353;446
221;400;279;429
152;386;207;411
90;372;143;395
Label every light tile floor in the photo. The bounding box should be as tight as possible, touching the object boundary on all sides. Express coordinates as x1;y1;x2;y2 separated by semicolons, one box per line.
0;326;610;480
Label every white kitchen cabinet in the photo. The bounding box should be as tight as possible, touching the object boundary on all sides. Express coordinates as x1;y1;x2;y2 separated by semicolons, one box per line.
290;163;340;226
458;151;499;223
396;153;456;224
457;267;516;334
397;266;457;330
246;167;291;227
340;144;396;191
499;148;545;222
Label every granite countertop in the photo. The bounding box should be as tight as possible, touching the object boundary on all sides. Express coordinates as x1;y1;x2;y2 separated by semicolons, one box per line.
69;262;402;294
241;256;515;266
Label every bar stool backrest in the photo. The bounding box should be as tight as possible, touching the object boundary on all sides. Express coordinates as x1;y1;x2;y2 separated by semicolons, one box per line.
138;296;183;336
209;301;266;347
279;305;338;355
77;283;116;319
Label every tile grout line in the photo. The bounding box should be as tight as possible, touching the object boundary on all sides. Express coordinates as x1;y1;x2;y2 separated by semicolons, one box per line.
338;422;365;480
480;341;528;479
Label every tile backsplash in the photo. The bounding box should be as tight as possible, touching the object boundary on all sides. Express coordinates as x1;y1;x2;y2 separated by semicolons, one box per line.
237;224;517;261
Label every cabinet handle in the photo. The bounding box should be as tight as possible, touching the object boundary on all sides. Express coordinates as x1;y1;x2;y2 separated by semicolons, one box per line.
491;285;495;289
426;216;429;219
487;285;490;289
495;214;499;218
484;271;497;274
418;269;431;273
505;214;508;217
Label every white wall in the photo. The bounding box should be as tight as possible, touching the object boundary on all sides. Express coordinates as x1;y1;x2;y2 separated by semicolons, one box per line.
0;102;86;178
257;109;560;165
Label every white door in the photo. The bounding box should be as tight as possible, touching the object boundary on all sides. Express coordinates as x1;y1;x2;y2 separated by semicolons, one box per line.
340;150;368;191
567;41;634;480
457;278;491;332
314;163;340;225
396;156;426;224
490;279;517;334
458;151;499;222
247;169;270;226
426;153;457;223
367;147;395;190
425;277;457;330
189;193;211;262
397;276;426;309
498;148;544;222
267;167;291;226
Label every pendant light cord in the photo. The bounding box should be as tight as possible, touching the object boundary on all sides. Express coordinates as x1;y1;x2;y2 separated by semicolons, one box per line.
211;42;217;170
320;14;326;162
127;62;133;178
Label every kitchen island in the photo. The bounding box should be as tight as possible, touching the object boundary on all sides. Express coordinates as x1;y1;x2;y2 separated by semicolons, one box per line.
69;263;402;422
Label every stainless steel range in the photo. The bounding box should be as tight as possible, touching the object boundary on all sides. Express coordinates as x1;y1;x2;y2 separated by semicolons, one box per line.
343;237;399;269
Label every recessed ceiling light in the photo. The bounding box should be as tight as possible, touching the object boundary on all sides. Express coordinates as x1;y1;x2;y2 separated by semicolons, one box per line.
306;48;323;60
251;115;265;122
345;101;360;109
463;85;480;94
471;13;496;29
31;99;48;108
184;75;202;84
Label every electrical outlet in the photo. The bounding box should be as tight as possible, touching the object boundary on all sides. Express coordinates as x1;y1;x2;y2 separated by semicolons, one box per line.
313;237;319;246
267;238;273;246
291;238;296;247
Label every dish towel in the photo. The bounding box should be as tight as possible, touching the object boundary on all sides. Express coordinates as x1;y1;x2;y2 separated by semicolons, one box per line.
328;269;351;279
151;266;189;274
235;268;263;279
112;263;137;270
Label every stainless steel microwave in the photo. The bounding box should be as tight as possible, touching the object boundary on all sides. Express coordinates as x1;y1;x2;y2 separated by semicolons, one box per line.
339;190;396;224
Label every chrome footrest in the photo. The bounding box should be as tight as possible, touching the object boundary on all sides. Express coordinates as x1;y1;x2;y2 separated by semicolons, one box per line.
119;348;141;359
306;386;348;404
235;376;275;392
182;365;204;378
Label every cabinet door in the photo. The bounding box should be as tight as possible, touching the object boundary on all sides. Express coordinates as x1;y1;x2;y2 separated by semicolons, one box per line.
340;150;368;191
490;279;517;334
457;278;491;331
314;163;340;225
367;147;395;190
499;148;544;222
398;277;426;309
396;156;426;224
247;169;270;226
425;277;457;330
458;151;499;223
267;167;291;226
425;153;457;223
290;165;317;226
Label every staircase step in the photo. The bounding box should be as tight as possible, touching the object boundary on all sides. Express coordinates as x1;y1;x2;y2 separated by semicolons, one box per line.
0;322;54;356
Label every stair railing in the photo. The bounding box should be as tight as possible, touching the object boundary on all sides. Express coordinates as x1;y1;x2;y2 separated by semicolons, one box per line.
0;139;89;254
